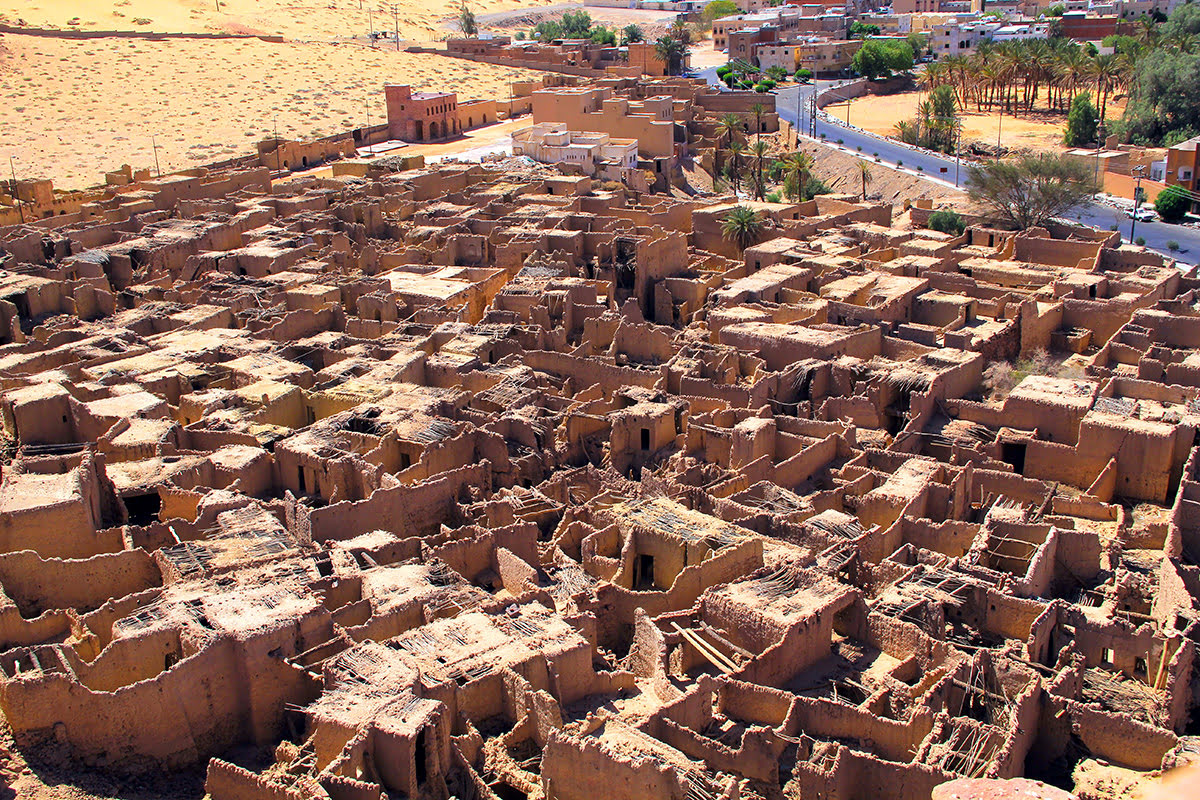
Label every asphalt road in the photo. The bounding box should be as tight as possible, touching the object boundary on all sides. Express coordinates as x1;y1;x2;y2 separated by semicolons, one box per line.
693;67;1199;267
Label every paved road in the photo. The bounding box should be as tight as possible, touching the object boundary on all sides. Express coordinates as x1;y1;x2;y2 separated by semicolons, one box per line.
694;69;1199;266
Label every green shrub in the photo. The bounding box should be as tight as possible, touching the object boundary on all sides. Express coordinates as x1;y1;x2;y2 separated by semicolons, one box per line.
1135;236;1146;245
928;209;966;235
1168;239;1181;252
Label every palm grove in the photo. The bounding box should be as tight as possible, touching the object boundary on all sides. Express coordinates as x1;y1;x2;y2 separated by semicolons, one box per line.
893;8;1200;230
919;5;1200;148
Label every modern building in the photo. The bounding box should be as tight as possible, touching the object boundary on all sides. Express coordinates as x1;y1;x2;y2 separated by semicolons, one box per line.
512;123;639;174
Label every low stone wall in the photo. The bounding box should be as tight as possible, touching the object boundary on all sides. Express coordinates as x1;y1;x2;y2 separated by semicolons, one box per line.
0;24;284;42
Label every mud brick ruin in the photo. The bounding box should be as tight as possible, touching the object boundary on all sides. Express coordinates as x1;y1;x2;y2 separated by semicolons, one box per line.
0;88;1198;800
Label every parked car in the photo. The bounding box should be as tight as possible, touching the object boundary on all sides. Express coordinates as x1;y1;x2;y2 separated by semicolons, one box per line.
1127;206;1157;222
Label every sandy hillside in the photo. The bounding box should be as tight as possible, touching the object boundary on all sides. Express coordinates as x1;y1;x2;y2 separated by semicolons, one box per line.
0;0;560;43
842;91;1129;154
0;32;546;189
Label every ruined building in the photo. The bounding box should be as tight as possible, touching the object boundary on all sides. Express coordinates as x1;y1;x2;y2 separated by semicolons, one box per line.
0;146;1196;800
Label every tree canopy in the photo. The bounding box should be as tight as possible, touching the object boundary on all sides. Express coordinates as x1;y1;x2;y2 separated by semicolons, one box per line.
849;21;881;39
702;0;740;26
852;39;914;81
654;35;687;76
1101;5;1200;145
966;153;1096;230
1155;184;1192;223
721;206;765;251
458;1;477;36
1063;92;1099;147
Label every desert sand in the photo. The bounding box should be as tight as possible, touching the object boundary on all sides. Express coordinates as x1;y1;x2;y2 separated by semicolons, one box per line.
0;32;547;189
0;0;560;42
841;90;1127;154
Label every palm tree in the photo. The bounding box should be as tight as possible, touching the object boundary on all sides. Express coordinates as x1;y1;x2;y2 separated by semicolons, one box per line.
654;35;685;75
669;17;691;46
1091;53;1124;122
728;140;746;193
858;161;872;201
1135;15;1159;50
715;113;743;151
721;205;764;252
779;151;813;201
751;140;770;200
750;102;766;142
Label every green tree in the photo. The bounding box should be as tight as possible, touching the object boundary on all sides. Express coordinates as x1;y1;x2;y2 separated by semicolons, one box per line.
795;67;813;82
727;140;746;192
458;1;477;36
621;24;644;45
780;151;813;202
849;21;882;38
1119;49;1200;145
702;0;740;26
802;175;831;200
906;31;928;58
858;160;872;201
751;140;770;200
561;10;593;37
590;26;616;45
655;35;686;75
715;112;744;150
966;153;1097;230
853;39;914;80
1155;184;1192;222
721;205;765;251
532;20;562;40
1064;92;1099;146
1047;3;1065;16
751;102;766;141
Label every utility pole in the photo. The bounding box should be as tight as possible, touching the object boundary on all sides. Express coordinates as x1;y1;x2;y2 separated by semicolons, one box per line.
368;7;375;47
1130;165;1146;243
954;123;961;188
274;115;282;173
152;135;161;176
996;101;1003;150
1093;121;1105;199
393;4;399;51
9;156;23;224
795;84;802;147
365;95;371;147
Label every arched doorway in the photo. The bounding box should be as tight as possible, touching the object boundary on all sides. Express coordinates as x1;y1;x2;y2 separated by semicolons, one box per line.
430;121;439;139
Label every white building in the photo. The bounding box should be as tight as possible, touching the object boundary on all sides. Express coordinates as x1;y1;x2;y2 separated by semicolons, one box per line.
991;23;1049;40
512;123;639;176
930;21;1001;54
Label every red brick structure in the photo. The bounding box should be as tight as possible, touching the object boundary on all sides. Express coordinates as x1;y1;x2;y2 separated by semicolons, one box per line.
385;84;461;142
